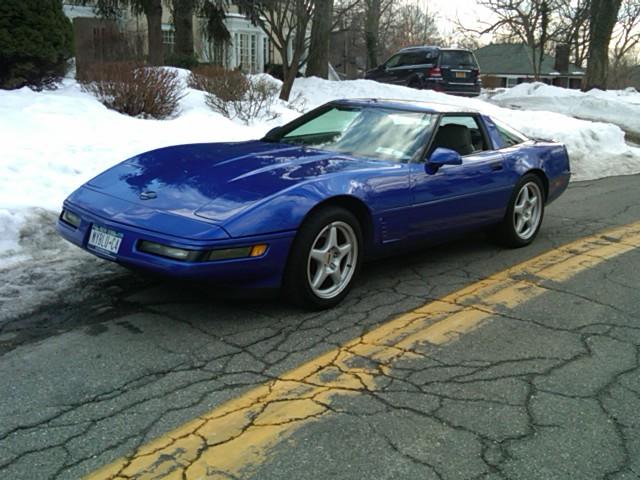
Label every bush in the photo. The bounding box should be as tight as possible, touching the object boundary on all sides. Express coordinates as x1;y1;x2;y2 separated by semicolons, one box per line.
79;62;185;119
189;66;279;123
0;0;73;89
165;53;199;70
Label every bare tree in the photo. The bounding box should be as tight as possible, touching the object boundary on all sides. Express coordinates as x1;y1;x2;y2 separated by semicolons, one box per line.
384;1;441;53
238;0;315;101
363;0;393;68
611;0;640;72
608;49;640;87
173;0;196;57
364;0;380;68
83;0;165;64
554;0;591;67
307;0;333;77
172;0;231;59
461;0;562;79
584;0;623;90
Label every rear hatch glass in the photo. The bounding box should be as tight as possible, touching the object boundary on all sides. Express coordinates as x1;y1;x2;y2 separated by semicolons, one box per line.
440;50;477;67
439;50;478;82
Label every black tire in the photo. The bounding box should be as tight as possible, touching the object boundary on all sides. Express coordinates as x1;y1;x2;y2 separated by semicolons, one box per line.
283;206;363;310
408;78;422;89
492;173;546;248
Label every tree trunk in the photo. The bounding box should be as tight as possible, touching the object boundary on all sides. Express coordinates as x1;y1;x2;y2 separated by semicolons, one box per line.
280;32;304;101
584;0;623;90
306;0;333;78
279;0;312;101
365;0;381;69
173;0;195;57
143;0;164;65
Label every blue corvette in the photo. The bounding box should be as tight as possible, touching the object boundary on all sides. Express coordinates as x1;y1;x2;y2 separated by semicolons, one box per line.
58;99;570;308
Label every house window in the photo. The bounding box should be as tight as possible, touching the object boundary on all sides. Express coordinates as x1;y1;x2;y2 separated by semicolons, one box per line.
162;25;175;54
506;77;517;88
250;34;257;72
234;32;259;73
263;37;269;64
211;40;225;66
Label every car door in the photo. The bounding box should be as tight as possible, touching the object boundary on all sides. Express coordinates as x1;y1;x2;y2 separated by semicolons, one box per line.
383;51;430;85
409;114;516;239
366;53;403;84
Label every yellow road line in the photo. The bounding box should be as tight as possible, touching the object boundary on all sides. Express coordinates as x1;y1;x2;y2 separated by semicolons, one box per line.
87;221;640;480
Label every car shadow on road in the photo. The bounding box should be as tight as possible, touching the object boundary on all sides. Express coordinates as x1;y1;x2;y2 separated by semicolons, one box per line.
0;229;547;356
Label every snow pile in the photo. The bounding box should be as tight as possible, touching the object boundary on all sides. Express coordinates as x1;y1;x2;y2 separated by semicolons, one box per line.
289;77;640;181
1;75;640;267
488;82;640;140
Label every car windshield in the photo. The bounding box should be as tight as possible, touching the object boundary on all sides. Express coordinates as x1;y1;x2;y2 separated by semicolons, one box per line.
440;50;477;68
273;106;437;162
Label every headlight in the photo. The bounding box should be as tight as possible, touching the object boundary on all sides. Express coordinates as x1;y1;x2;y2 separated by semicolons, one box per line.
61;209;81;228
138;241;268;262
138;241;201;261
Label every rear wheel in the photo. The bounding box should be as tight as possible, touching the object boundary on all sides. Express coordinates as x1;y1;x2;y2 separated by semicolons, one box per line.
283;207;362;309
408;77;422;89
492;174;545;248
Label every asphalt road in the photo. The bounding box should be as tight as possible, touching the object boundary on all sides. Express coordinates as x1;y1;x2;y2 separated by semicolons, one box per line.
0;174;639;480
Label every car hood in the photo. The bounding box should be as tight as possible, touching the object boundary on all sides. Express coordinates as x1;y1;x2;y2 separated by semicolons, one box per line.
86;141;387;223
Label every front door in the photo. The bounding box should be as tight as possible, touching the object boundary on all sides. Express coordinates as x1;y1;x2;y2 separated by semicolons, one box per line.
409;114;516;240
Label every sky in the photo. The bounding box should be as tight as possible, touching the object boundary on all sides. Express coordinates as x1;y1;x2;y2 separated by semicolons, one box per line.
423;0;495;38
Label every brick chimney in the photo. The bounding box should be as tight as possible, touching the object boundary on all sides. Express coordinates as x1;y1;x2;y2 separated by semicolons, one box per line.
554;44;569;73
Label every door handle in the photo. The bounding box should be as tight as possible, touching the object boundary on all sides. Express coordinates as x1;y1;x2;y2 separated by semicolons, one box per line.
491;163;504;171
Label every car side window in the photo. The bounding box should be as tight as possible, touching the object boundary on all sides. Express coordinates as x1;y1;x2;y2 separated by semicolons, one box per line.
429;115;488;157
492;120;528;148
400;51;431;66
384;54;402;68
386;51;435;68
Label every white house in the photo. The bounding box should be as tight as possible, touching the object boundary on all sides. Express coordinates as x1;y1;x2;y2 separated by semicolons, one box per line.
62;2;273;73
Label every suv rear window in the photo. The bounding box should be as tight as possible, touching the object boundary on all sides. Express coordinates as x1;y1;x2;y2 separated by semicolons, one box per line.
440;51;477;68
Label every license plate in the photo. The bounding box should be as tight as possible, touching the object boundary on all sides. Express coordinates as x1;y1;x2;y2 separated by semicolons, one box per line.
455;71;466;78
88;225;123;255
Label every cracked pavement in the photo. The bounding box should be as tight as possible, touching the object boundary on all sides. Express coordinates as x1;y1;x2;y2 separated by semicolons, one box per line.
0;174;639;479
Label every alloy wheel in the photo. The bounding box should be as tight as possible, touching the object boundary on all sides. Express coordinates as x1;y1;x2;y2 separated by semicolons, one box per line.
306;221;358;300
513;181;543;240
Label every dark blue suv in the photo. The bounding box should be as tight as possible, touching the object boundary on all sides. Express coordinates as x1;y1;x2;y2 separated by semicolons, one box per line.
364;46;481;97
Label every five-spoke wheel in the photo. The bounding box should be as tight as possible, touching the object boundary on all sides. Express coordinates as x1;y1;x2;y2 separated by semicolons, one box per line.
307;221;358;300
513;181;543;241
492;173;546;247
284;207;362;309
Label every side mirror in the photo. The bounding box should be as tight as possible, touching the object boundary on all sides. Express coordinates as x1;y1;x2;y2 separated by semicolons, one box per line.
426;148;462;173
263;126;282;140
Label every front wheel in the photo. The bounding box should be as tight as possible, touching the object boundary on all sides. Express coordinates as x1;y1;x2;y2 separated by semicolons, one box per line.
283;207;362;309
492;174;545;248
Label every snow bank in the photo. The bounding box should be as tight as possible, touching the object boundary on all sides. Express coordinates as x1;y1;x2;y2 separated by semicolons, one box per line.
1;75;640;265
289;77;640;181
488;82;640;139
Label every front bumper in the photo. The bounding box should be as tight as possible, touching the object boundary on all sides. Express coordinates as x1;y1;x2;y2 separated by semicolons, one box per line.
57;203;296;290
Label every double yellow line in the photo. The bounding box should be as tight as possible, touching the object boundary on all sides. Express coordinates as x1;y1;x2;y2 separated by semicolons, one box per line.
88;221;640;480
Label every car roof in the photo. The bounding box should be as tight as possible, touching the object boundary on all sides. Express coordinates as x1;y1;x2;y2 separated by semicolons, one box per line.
329;98;479;114
398;46;473;53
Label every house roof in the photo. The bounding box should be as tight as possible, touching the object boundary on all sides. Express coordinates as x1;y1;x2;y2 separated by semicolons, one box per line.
474;43;585;77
